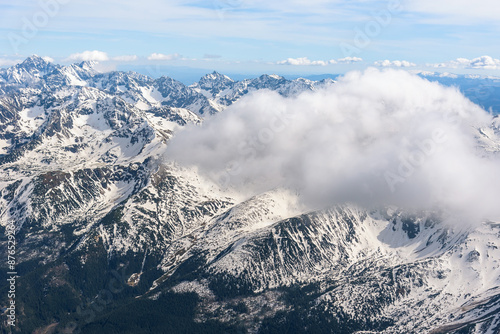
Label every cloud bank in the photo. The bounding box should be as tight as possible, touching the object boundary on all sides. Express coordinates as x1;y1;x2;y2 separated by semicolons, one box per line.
166;69;500;222
429;56;500;70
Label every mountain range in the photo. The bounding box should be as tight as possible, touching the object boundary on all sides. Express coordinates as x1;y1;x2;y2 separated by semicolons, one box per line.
0;56;499;334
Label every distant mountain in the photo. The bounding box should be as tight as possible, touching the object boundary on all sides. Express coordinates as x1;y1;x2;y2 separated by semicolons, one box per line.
0;56;499;334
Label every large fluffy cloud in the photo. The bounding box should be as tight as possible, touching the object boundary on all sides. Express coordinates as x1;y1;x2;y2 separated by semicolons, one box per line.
166;69;500;222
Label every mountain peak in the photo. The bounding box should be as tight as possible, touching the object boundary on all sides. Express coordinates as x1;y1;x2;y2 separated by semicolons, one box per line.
157;75;181;84
77;60;99;71
200;71;234;83
195;72;235;96
20;55;52;70
259;74;284;81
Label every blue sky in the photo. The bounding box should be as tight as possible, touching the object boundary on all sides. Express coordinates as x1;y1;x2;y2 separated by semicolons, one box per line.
1;0;500;81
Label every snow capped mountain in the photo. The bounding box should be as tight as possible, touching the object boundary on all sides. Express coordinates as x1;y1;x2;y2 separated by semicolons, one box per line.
0;56;499;334
0;55;56;86
191;71;235;97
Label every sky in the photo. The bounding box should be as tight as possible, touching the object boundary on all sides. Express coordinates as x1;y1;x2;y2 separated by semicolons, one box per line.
1;0;500;79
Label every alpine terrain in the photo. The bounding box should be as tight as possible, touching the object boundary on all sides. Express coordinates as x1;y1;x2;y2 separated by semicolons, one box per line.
0;56;499;334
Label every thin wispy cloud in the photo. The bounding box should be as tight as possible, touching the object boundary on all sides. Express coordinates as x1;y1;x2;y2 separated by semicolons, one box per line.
203;54;222;59
66;50;109;62
337;57;363;63
375;60;416;67
405;0;500;24
277;56;363;66
1;1;500;74
147;53;181;61
0;57;23;67
112;55;138;62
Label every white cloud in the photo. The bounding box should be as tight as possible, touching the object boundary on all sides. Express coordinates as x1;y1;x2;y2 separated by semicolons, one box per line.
0;58;22;67
469;56;500;69
66;50;109;62
375;60;416;67
166;69;500;223
112;55;138;62
42;56;55;63
337;57;363;63
277;56;362;66
429;56;500;70
147;53;181;61
277;57;331;66
405;0;500;23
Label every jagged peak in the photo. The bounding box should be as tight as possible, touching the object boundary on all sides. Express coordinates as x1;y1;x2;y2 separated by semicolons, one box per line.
20;55;52;69
200;71;234;83
158;75;175;80
77;60;99;71
259;74;285;80
156;75;185;86
23;54;44;61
